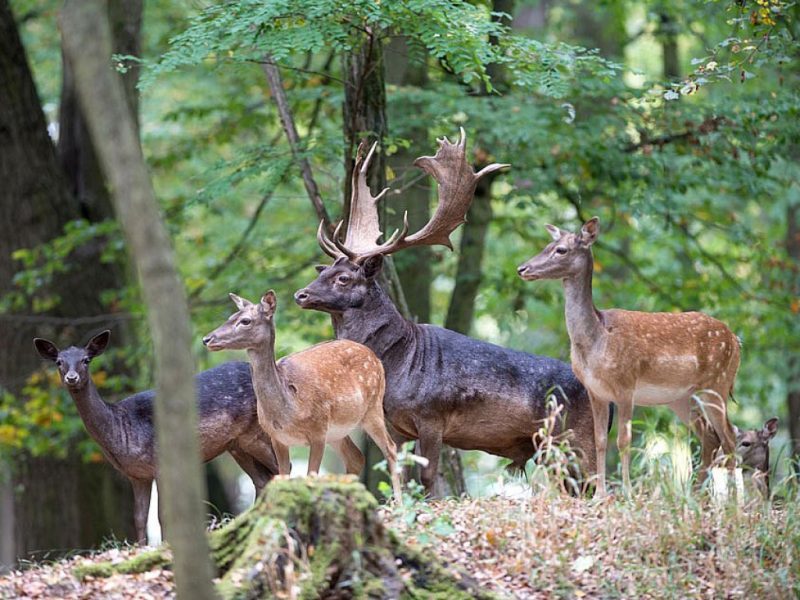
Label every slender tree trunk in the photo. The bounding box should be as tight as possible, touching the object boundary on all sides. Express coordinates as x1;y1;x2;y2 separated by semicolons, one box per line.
385;36;432;323
660;13;680;79
444;176;494;335
61;2;216;597
787;203;800;469
445;0;513;335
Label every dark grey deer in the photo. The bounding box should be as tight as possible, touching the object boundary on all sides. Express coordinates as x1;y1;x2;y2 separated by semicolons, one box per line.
294;130;602;494
34;330;278;544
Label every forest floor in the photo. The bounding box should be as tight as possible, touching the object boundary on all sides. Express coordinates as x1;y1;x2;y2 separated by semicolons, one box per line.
1;484;797;599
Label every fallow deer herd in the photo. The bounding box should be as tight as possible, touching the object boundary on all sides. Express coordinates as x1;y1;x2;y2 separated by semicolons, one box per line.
35;129;779;543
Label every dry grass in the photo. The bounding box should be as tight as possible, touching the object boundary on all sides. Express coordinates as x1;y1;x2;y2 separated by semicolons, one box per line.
2;477;798;599
379;482;799;599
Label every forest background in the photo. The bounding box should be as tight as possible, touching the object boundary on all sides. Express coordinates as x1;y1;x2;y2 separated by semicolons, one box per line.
0;0;798;568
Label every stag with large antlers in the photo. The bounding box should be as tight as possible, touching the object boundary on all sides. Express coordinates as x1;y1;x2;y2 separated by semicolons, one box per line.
296;130;604;494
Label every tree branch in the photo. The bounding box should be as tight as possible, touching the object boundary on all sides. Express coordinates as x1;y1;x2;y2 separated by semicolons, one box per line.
261;55;332;230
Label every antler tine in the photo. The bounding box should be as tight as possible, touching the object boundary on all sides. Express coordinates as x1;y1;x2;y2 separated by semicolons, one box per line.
317;220;346;259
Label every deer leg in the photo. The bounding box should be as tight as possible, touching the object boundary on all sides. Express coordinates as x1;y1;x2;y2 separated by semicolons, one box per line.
616;398;634;493
331;436;365;475
588;394;609;496
307;441;326;476
273;441;291;475
363;411;403;503
130;478;152;545
702;389;736;467
241;435;281;481
417;426;442;497
229;448;270;496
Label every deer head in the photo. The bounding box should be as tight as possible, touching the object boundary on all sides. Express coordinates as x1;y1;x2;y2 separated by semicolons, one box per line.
34;330;110;390
294;255;384;314
298;129;508;310
517;217;600;282
203;291;278;351
734;417;778;473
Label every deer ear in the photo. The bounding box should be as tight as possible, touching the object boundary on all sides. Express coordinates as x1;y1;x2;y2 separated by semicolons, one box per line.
579;217;599;246
762;417;778;439
544;224;562;242
34;338;60;362
86;330;111;358
315;264;328;274
260;290;277;317
361;255;384;280
229;293;251;310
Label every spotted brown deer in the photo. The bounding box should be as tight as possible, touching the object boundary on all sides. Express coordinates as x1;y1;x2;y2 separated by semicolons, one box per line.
517;217;740;495
295;130;603;494
202;291;403;502
34;331;278;544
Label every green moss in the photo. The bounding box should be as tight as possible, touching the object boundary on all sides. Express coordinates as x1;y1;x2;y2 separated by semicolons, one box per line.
73;548;170;580
70;477;492;598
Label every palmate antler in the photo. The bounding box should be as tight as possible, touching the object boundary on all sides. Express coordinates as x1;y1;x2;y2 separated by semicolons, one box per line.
318;128;510;263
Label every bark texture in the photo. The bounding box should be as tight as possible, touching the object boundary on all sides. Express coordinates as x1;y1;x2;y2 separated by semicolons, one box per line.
75;478;495;600
60;1;216;597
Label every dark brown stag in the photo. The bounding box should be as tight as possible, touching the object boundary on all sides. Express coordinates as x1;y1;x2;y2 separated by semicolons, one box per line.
296;130;604;494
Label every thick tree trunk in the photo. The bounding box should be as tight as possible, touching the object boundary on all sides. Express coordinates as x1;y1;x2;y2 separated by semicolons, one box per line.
75;478;493;600
342;29;387;229
0;0;135;564
61;1;216;597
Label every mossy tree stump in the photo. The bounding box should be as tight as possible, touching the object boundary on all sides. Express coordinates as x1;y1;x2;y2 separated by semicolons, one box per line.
76;476;495;599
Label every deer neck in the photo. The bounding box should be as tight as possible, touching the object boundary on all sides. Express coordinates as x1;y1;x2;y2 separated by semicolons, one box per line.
246;328;294;429
332;279;411;354
68;380;119;452
562;255;603;355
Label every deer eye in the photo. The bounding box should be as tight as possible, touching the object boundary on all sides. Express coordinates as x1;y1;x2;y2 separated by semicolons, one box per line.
83;358;91;365
55;359;63;367
555;246;568;255
239;318;251;326
740;441;751;447
336;275;351;285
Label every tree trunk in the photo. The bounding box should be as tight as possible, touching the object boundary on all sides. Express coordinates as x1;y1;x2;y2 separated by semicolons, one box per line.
444;176;494;335
60;1;216;597
0;0;135;564
385;35;432;324
75;478;493;600
660;13;680;79
342;28;387;230
787;203;800;469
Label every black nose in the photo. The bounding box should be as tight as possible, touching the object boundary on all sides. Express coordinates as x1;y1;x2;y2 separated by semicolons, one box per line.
202;336;211;346
517;265;527;275
65;374;79;384
294;290;309;304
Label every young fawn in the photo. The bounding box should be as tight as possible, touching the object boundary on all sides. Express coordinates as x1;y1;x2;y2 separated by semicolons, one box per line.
734;417;778;497
34;331;278;544
518;217;740;495
202;291;403;502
